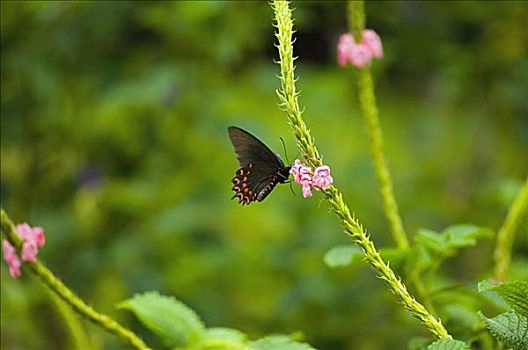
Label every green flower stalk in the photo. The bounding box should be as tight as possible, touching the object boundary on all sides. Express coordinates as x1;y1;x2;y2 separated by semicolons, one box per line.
347;0;409;249
0;209;151;350
46;287;93;350
271;0;450;340
494;177;528;281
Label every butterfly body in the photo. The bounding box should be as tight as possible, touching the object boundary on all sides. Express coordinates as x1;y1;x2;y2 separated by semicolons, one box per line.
228;126;291;205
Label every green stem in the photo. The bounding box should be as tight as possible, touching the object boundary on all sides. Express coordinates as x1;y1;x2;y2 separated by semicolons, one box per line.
493;177;528;281
0;209;151;350
411;275;437;317
45;286;94;350
347;1;365;41
271;0;450;340
347;0;409;250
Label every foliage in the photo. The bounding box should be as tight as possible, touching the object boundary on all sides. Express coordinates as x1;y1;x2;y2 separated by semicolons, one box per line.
478;280;528;349
479;311;527;350
479;280;528;317
118;292;206;348
119;291;313;350
1;1;527;349
323;245;362;268
427;339;469;350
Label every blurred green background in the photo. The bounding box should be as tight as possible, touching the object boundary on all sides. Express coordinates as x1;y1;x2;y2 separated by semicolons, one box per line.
1;1;527;349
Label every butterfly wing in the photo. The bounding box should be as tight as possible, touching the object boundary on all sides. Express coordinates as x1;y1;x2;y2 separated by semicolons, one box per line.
228;126;285;168
228;126;288;205
231;163;282;205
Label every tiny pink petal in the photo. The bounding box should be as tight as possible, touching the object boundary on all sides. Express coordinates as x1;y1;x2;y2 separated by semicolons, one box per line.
2;240;21;278
16;223;33;241
8;257;22;278
299;165;311;175
291;160;313;184
300;173;313;186
349;42;372;68
337;33;355;67
21;241;38;262
299;165;312;183
32;227;46;247
290;160;305;184
300;173;314;198
361;29;383;59
313;165;334;190
3;240;16;260
302;185;313;198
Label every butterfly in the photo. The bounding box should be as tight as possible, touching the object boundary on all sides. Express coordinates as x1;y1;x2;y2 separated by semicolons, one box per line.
228;126;291;205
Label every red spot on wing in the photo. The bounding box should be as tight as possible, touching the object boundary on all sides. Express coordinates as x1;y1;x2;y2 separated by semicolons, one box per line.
231;166;261;205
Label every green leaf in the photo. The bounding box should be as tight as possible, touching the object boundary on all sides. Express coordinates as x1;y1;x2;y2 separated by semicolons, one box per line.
415;225;493;257
427;339;469;350
479;311;528;350
323;245;362;268
198;327;248;349
491;281;528;317
324;245;409;270
415;228;444;253
247;335;316;350
118;291;205;347
206;327;247;343
442;225;493;249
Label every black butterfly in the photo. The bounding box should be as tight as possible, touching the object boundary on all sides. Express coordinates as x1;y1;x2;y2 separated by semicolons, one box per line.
228;126;291;205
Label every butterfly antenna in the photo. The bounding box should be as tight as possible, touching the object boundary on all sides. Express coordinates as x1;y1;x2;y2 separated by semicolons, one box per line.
279;137;290;164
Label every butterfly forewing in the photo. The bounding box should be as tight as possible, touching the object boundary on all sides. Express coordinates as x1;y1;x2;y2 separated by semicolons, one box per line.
228;127;285;168
228;126;290;205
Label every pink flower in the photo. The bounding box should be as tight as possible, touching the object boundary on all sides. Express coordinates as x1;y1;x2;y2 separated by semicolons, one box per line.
16;223;33;241
300;173;312;187
300;174;313;198
290;159;312;184
337;33;355;67
313;165;334;190
7;255;21;278
290;160;304;183
32;227;45;247
2;223;46;277
302;185;313;198
361;29;383;59
299;165;312;178
3;240;17;260
337;29;383;68
290;160;333;198
16;223;45;247
349;42;372;68
21;240;38;262
2;240;21;278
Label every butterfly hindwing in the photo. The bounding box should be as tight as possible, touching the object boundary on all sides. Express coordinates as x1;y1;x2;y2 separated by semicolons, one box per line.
228;126;290;205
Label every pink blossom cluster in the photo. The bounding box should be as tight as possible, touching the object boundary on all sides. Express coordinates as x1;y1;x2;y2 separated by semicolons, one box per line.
290;160;334;198
337;29;383;68
2;223;46;278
